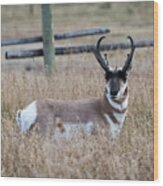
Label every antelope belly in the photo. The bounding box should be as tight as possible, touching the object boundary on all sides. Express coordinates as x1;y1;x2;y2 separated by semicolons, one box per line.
53;121;94;140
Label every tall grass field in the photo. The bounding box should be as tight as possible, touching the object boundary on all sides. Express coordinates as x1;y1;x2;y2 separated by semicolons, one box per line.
1;2;154;180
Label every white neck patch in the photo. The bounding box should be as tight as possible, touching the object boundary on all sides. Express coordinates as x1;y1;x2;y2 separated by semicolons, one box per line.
113;112;126;124
103;113;122;139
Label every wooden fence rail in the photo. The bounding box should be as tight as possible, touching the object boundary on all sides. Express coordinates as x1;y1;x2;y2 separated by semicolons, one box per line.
5;39;153;59
1;27;110;46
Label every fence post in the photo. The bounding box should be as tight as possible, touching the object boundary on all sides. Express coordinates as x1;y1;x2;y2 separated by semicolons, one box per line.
41;4;55;74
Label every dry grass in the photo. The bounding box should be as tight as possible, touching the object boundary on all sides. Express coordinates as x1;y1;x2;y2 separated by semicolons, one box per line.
1;48;154;180
1;2;154;180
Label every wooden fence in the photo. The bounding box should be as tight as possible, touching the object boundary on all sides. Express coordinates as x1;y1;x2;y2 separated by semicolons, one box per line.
1;27;110;46
5;40;153;59
2;27;154;60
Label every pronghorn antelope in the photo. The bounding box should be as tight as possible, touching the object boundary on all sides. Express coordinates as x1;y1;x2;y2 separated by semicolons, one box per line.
16;36;135;139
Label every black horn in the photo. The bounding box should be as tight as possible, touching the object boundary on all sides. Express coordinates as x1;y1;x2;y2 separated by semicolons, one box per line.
93;36;110;73
122;36;135;73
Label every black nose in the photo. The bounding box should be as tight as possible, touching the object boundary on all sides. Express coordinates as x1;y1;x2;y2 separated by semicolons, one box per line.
110;90;118;96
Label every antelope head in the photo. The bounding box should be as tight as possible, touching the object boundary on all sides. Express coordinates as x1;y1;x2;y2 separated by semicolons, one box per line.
93;36;135;100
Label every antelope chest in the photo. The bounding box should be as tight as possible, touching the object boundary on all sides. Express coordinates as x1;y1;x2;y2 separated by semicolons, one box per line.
103;112;126;139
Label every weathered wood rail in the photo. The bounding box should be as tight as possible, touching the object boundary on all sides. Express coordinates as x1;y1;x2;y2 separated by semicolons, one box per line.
5;39;153;59
1;27;110;46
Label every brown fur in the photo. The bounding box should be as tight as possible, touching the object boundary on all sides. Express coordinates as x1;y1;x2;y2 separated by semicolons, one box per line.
34;88;128;134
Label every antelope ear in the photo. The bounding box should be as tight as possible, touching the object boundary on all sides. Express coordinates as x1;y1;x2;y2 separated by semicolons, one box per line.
125;62;132;73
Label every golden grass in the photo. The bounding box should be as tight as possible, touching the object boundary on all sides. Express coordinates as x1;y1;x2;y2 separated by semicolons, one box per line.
1;48;154;180
1;2;154;180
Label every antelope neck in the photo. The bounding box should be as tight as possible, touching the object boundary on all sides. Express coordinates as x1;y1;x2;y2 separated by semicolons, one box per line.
103;87;128;123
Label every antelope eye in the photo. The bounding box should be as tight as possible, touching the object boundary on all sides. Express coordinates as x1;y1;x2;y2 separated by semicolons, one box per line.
118;71;127;82
105;72;113;80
